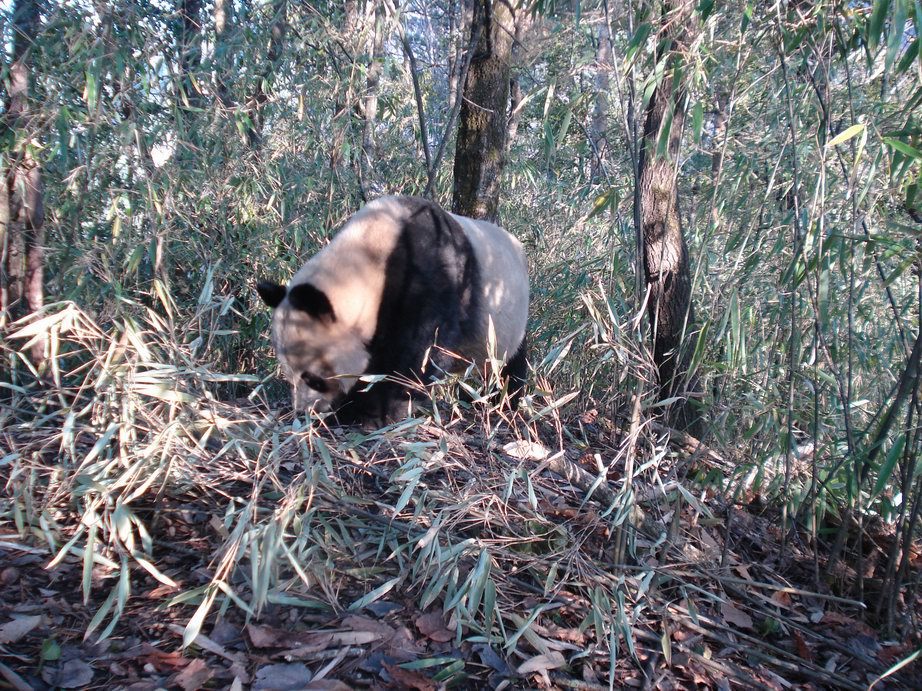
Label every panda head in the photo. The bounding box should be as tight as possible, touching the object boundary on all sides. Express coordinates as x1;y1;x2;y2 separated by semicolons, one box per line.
256;280;369;413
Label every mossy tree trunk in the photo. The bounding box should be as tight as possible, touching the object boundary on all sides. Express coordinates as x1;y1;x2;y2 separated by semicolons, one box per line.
451;0;515;222
638;0;700;433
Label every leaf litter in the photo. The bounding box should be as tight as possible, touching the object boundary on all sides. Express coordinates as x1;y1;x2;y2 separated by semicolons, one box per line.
0;303;920;689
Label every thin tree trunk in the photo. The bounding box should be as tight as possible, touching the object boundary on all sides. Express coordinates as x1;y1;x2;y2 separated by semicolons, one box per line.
506;6;531;152
3;0;45;364
214;0;231;108
361;2;386;172
451;0;516;222
447;0;473;117
637;0;700;433
589;17;612;182
711;90;729;176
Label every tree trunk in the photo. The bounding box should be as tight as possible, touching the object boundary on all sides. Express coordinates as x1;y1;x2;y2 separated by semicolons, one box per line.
3;0;45;364
637;0;700;433
589;17;612;182
451;0;516;222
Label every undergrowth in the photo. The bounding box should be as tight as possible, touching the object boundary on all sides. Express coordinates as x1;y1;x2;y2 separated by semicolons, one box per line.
2;274;906;688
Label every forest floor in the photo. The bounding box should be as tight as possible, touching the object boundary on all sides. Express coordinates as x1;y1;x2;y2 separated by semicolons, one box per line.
2;401;921;690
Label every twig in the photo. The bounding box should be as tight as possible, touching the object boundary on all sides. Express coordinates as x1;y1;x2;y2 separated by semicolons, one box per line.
669;604;866;690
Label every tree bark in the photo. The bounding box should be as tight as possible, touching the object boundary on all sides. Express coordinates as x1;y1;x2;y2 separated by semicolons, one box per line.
637;0;700;433
451;0;516;222
3;0;45;364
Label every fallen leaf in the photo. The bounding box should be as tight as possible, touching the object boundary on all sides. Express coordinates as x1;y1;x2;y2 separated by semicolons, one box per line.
720;602;754;630
138;644;188;672
171;658;213;691
0;615;41;644
305;682;352;690
384;663;436;691
385;625;426;661
819;611;876;636
770;590;793;608
733;564;752;580
247;623;291;648
517;651;566;675
253;663;312;691
41;659;94;689
415;612;453;643
792;630;812;662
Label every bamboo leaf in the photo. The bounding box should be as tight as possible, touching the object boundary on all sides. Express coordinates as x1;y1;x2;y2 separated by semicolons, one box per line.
349;577;400;611
872;434;905;497
625;23;652;66
692;101;704;144
886;0;909;71
826;123;866;148
868;0;891;54
882;136;922;160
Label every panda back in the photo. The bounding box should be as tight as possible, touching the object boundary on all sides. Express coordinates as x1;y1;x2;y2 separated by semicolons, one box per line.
450;214;529;361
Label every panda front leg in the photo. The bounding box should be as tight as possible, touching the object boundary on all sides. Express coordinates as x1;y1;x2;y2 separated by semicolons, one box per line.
332;379;409;427
337;314;462;426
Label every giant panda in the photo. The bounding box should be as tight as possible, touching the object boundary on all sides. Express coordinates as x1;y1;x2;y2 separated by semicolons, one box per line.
256;195;529;424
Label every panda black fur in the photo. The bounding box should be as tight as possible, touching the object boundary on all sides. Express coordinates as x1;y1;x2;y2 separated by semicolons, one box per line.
256;195;529;424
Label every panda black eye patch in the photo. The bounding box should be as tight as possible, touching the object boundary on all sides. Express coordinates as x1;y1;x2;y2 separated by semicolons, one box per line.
302;372;330;393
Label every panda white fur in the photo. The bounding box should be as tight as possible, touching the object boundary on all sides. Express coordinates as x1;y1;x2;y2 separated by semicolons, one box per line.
256;195;529;423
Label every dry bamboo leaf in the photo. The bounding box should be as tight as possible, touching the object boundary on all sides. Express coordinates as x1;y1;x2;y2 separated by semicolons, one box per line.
517;650;566;675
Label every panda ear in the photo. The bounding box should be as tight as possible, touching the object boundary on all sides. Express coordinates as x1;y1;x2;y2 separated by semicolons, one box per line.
288;282;336;322
256;281;286;309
